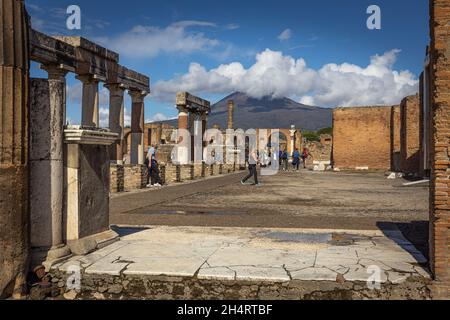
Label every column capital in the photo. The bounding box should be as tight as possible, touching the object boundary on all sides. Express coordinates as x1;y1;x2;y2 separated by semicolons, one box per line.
129;89;148;103
177;105;189;114
41;64;72;81
105;83;126;95
76;74;101;84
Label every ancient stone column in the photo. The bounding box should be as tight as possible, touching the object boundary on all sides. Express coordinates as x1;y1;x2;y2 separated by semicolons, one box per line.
201;112;209;162
0;0;30;299
36;65;71;266
105;83;125;163
77;74;100;128
129;90;146;165
289;126;296;155
227;100;235;129
177;105;189;131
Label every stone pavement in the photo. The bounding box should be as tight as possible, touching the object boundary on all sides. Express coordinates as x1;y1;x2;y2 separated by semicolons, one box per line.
110;170;429;233
53;225;430;286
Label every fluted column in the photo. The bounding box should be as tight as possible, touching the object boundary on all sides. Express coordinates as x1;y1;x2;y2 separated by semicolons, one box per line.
0;0;30;299
105;83;125;163
77;74;100;127
129;90;147;165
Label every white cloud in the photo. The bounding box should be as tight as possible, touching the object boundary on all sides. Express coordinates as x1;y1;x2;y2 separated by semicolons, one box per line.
278;29;292;41
307;49;418;106
225;23;240;30
98;21;220;58
153;48;418;108
146;113;176;123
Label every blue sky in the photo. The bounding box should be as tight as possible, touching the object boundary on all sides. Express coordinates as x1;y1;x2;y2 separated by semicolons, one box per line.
27;0;429;127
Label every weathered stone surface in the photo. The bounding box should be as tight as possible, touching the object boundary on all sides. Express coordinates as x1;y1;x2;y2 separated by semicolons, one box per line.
0;0;30;299
291;268;338;281
63;290;78;300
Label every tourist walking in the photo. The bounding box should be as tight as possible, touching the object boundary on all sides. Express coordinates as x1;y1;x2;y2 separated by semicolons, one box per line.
146;144;162;187
281;149;289;171
241;147;261;186
292;148;301;171
301;147;309;169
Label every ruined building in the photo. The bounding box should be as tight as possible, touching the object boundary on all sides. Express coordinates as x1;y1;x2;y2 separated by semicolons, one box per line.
0;0;150;297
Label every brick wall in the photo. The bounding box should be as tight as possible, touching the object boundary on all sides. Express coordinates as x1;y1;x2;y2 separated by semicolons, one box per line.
123;165;147;191
332;106;395;170
429;0;450;299
400;95;421;175
391;105;401;172
110;164;124;193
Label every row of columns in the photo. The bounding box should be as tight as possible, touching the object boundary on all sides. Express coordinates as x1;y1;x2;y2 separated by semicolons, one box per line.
34;65;147;266
73;74;148;165
177;106;209;162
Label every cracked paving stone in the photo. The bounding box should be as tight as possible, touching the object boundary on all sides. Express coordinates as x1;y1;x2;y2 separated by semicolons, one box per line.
85;262;129;276
344;265;388;283
382;261;416;273
290;267;338;281
233;266;290;282
197;267;236;281
387;271;410;284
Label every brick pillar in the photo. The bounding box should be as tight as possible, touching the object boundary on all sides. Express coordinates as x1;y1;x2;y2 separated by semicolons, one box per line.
0;0;30;298
429;0;450;299
227;100;234;129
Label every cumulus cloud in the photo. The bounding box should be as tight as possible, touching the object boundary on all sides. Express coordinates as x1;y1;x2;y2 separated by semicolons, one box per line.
154;49;316;101
278;29;292;41
98;21;220;58
153;48;418;107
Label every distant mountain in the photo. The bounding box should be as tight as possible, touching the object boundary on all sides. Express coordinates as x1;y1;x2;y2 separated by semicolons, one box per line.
158;92;333;131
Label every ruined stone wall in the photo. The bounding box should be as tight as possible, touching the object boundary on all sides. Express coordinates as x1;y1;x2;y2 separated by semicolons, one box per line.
400;95;421;175
429;0;450;299
47;270;432;300
110;164;124;193
180;165;194;181
332;106;394;170
193;164;203;179
123;165;147;191
305;141;332;165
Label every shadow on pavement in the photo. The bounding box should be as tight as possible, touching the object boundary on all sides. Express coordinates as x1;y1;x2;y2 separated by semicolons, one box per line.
377;221;429;261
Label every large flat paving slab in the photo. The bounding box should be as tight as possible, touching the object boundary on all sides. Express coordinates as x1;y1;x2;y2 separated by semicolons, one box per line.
53;225;430;286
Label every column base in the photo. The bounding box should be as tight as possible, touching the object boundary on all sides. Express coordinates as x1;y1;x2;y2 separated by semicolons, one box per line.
42;245;72;271
67;229;120;256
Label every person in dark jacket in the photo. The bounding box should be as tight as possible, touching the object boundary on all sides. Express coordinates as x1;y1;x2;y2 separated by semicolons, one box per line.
281;149;289;171
292;148;301;171
241;148;261;186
